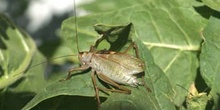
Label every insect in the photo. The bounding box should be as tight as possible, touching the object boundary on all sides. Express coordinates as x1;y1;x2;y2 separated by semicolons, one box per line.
60;0;151;108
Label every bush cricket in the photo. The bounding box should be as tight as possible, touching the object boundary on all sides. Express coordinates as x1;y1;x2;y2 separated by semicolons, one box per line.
59;0;151;108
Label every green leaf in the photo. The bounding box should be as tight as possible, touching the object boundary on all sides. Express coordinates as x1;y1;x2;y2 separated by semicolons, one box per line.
202;0;220;11
81;0;151;13
93;23;133;51
0;13;51;94
7;50;48;93
0;13;51;110
21;74;96;110
200;13;220;109
0;13;36;89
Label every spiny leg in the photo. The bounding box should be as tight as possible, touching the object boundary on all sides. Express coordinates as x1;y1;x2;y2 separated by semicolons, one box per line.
123;42;140;58
90;71;131;109
96;73;131;94
91;70;101;109
59;66;89;81
141;75;151;92
94;34;104;49
91;71;131;108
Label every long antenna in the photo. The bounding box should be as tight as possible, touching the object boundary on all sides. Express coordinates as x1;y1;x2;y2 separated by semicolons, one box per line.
24;54;78;70
73;0;80;52
13;54;78;77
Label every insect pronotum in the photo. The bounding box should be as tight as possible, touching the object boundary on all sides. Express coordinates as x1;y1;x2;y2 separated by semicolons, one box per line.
59;0;151;108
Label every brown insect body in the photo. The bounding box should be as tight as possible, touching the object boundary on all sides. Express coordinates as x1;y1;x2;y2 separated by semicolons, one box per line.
64;40;149;108
79;50;145;87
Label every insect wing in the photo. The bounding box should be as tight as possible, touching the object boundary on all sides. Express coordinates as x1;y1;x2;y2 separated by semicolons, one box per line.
97;52;145;74
91;54;137;85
